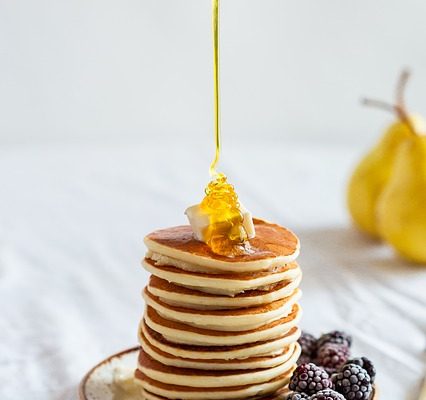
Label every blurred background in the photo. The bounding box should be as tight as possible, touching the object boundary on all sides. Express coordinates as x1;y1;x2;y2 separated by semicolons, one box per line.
1;0;426;146
1;1;426;400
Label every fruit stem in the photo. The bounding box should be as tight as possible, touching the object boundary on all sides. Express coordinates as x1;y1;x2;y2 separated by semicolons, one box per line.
361;98;395;113
395;68;417;136
361;69;417;136
396;69;410;110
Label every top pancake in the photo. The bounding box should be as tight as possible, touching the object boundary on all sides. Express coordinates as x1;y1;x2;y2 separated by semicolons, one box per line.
144;218;300;272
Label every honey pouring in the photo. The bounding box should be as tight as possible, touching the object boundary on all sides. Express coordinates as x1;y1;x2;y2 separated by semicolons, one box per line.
185;0;255;256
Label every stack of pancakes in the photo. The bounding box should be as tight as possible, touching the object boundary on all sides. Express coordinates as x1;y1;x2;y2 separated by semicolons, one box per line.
135;218;302;400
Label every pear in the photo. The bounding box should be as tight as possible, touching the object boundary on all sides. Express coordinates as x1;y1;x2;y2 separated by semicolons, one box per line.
347;119;415;237
376;133;426;263
347;69;424;238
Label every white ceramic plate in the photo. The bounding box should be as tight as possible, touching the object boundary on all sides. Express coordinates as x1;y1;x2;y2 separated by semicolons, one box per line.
79;347;143;400
79;347;378;400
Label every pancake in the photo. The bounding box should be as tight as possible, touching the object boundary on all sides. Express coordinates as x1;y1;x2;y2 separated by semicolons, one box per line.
143;287;301;331
140;322;301;360
147;274;302;310
144;218;300;273
141;387;291;400
139;329;298;370
137;345;300;387
135;369;294;400
143;258;301;296
144;304;302;346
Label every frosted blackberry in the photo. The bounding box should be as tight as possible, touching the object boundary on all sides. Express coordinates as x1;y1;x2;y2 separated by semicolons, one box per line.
285;392;310;400
289;363;332;395
346;357;376;383
317;343;350;373
332;363;372;400
298;331;318;359
311;389;345;400
318;331;352;348
298;354;311;366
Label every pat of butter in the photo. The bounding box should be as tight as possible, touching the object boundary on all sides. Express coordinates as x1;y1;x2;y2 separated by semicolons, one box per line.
185;203;256;242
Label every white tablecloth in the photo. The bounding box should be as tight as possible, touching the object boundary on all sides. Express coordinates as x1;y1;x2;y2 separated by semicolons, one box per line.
1;141;425;400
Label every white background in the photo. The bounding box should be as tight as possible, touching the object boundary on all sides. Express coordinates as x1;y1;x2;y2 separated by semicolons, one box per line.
1;0;426;146
1;2;426;400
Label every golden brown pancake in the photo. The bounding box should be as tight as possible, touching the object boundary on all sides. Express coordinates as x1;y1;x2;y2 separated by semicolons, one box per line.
144;304;302;346
144;218;300;272
148;274;297;298
147;274;302;310
137;346;300;385
141;388;292;400
143;258;301;295
143;287;301;331
139;328;297;370
144;258;298;280
140;321;301;360
134;368;294;399
145;304;301;337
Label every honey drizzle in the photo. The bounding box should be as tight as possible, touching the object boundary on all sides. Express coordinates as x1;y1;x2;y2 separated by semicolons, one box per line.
201;174;249;256
210;0;220;177
200;0;250;256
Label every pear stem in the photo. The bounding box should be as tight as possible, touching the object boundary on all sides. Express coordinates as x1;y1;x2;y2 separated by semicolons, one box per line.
395;68;417;135
361;69;417;136
396;69;410;108
361;98;395;113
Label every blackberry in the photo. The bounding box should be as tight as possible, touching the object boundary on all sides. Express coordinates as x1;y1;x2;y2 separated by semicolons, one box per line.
310;389;345;400
285;392;310;400
332;363;372;400
297;354;312;366
298;331;318;359
318;331;352;348
289;363;332;395
346;357;376;383
317;343;350;374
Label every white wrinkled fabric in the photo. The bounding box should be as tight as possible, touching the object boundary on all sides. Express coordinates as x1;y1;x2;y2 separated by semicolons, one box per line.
0;142;425;400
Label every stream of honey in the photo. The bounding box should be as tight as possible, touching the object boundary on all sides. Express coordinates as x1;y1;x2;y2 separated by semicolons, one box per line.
200;0;250;256
209;0;220;178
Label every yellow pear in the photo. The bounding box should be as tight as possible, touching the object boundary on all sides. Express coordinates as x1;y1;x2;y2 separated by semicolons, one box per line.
347;69;424;238
347;119;416;237
376;133;426;263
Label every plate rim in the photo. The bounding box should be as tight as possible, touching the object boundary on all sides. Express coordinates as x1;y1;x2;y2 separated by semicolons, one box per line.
79;346;141;400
